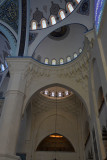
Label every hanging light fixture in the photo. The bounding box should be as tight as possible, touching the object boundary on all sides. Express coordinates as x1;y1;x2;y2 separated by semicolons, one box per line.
54;87;58;160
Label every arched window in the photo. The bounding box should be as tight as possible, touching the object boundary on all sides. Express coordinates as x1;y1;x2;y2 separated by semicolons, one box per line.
67;3;74;13
67;56;71;62
44;90;48;95
75;0;81;4
51;91;55;97
50;16;56;25
59;10;65;20
41;19;47;28
79;48;82;53
65;90;69;96
60;58;64;64
36;133;75;152
58;92;62;97
45;58;49;64
52;59;56;65
31;20;37;30
74;53;77;58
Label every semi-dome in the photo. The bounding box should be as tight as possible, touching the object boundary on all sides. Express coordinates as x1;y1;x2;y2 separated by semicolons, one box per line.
33;23;87;65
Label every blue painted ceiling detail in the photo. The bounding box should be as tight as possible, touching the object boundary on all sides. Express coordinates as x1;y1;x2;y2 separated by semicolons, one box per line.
0;0;19;33
29;33;38;45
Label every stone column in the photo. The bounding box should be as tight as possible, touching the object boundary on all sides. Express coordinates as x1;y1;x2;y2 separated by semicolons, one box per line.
0;58;27;160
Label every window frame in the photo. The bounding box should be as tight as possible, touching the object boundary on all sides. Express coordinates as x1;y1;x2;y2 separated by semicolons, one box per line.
50;15;57;25
31;20;37;30
66;2;74;13
59;9;66;20
41;18;47;29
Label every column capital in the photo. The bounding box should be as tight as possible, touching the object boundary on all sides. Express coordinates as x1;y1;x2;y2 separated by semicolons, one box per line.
5;58;29;93
6;57;29;76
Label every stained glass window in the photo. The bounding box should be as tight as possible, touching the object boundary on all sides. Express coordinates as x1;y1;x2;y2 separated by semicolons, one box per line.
52;59;56;65
31;20;37;30
95;0;106;33
67;3;74;13
59;10;65;20
75;0;81;4
41;19;47;28
67;56;71;62
50;16;56;25
45;58;49;64
60;58;64;64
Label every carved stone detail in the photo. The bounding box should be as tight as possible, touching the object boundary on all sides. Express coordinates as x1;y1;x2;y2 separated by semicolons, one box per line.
33;8;43;23
50;2;60;16
25;37;91;91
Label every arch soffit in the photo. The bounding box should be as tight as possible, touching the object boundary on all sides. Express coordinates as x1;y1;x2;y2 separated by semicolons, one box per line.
0;23;17;56
32;114;77;152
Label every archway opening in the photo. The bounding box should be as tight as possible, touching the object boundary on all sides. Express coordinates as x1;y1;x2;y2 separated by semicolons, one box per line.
36;133;75;152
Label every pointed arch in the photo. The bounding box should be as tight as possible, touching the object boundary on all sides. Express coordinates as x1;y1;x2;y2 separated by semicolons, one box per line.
60;58;64;64
59;10;65;20
41;19;47;28
31;20;37;30
67;3;74;13
36;133;75;152
50;16;56;25
52;59;57;65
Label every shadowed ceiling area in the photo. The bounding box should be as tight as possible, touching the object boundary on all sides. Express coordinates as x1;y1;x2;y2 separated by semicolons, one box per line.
36;133;75;152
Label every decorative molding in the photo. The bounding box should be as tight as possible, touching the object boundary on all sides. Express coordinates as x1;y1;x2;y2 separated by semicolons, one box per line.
24;38;91;92
33;8;44;24
50;2;60;16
